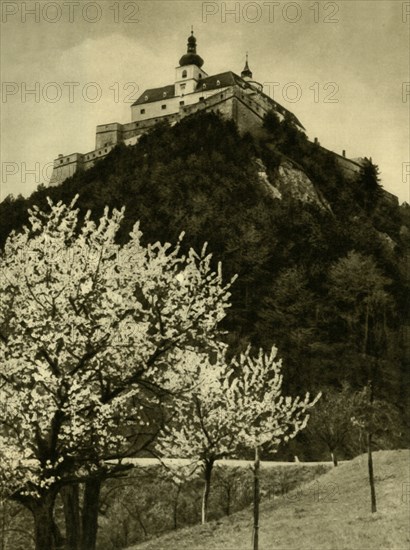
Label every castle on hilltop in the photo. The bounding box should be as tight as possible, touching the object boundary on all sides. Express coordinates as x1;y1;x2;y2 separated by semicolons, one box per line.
49;31;364;186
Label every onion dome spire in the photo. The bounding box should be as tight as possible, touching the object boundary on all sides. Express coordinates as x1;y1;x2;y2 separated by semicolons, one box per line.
241;52;253;79
179;27;204;68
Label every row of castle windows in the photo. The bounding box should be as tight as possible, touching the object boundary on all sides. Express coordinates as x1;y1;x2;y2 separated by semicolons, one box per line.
179;81;221;93
139;91;228;116
140;100;186;115
143;80;223;103
59;148;109;164
85;149;108;160
140;86;229;116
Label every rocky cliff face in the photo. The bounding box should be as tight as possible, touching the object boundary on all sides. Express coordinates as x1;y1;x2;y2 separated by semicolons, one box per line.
256;158;331;210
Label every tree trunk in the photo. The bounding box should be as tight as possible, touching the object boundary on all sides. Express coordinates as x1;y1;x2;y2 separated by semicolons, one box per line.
366;372;377;514
61;485;81;550
253;445;260;550
363;301;369;355
134;506;147;539
330;451;338;467
226;485;231;517
1;498;6;550
80;479;101;550
201;459;214;524
31;492;57;550
367;432;377;512
173;484;181;530
52;516;65;550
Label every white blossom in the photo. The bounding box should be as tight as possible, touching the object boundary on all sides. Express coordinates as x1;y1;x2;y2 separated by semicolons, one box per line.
0;199;233;501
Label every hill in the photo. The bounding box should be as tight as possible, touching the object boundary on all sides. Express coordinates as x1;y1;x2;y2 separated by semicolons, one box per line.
126;450;410;550
1;111;409;458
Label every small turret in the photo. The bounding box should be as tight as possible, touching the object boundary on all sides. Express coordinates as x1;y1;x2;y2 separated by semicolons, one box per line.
241;53;253;79
240;53;263;92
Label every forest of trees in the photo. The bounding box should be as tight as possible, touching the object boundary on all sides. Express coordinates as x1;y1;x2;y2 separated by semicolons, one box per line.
1;110;409;463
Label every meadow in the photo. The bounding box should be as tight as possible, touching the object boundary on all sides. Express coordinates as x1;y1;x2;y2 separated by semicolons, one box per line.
126;450;409;550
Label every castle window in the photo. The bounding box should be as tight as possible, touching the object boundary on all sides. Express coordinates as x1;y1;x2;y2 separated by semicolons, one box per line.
161;104;167;110
140;109;145;114
202;83;206;89
182;70;187;78
198;73;202;79
220;94;223;99
199;97;204;101
67;158;70;162
180;83;186;90
216;80;221;86
179;100;185;106
60;159;63;164
105;149;108;153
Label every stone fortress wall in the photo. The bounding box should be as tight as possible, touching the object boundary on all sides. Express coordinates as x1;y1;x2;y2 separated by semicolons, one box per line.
49;84;363;187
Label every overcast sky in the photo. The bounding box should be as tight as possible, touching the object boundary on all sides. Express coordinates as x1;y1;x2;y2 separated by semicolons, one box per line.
1;0;409;202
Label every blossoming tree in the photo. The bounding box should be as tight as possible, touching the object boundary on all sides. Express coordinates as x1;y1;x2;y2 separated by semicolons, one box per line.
0;198;233;550
227;347;321;550
158;346;320;534
156;351;239;524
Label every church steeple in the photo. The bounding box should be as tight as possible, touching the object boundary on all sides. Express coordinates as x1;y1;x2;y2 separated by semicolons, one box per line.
179;28;204;68
241;52;253;79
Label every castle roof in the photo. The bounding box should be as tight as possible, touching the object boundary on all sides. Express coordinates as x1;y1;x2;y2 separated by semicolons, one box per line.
133;84;176;106
132;71;303;129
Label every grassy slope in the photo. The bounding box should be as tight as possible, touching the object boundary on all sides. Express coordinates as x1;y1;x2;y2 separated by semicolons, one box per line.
128;450;410;550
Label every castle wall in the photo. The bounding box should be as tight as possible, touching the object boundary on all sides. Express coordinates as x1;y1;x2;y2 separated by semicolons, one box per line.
122;114;179;140
335;156;362;179
131;86;230;122
179;87;235;119
49;87;270;186
322;150;363;180
232;94;267;139
49;145;118;185
49;81;377;199
95;123;124;149
49;153;84;186
82;144;115;170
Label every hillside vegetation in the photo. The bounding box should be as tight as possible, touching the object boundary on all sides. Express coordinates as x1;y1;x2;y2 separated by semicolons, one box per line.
1;111;409;460
127;450;410;550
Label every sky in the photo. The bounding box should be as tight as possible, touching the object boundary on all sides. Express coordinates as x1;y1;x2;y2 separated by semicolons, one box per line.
1;0;409;203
